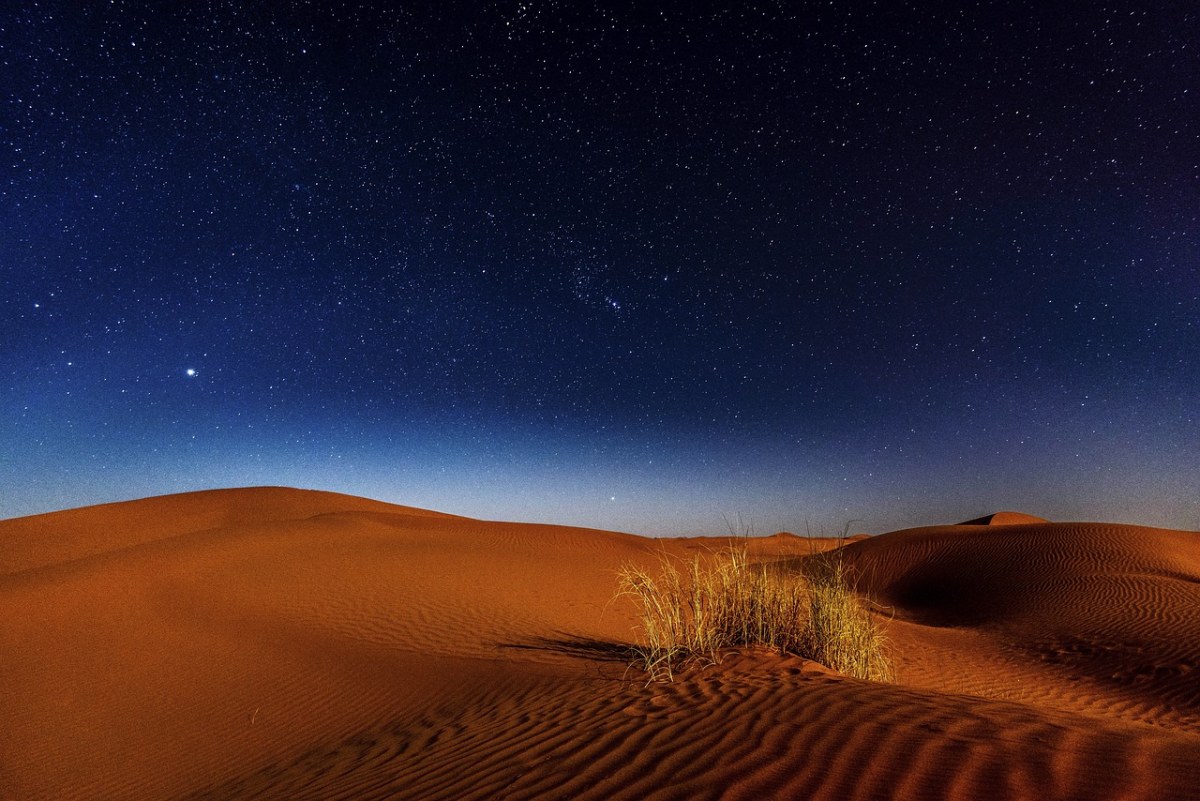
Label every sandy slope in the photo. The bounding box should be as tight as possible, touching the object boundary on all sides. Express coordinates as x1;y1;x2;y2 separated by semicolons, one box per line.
2;488;1198;800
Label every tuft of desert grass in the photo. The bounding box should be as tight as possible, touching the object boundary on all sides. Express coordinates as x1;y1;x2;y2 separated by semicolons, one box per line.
800;552;893;682
617;540;891;683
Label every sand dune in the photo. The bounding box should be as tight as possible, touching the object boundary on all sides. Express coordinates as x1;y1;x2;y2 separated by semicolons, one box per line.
841;520;1200;729
959;511;1050;526
2;488;1198;800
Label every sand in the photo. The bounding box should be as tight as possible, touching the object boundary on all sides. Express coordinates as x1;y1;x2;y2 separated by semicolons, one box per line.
2;487;1198;800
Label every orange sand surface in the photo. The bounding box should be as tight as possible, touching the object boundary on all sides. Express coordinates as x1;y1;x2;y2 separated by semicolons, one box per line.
2;487;1198;800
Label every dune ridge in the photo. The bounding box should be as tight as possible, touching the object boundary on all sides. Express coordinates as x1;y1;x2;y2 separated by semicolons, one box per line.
2;488;1198;800
841;520;1200;730
0;487;453;576
959;511;1050;526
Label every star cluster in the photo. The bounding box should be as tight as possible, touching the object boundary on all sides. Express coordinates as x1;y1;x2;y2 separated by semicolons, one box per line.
2;2;1197;534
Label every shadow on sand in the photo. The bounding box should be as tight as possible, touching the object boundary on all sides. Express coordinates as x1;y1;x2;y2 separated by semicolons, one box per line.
498;635;632;664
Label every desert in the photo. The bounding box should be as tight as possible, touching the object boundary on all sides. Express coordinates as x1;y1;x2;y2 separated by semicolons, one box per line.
2;487;1198;800
8;3;1197;799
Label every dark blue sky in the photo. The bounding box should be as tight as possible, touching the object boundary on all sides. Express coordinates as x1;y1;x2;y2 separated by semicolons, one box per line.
3;2;1197;535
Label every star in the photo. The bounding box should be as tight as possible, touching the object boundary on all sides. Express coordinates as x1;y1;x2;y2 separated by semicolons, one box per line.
185;368;197;377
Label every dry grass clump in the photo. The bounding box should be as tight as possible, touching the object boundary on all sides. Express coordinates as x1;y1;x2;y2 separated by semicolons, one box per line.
801;553;893;682
616;545;806;681
617;542;891;683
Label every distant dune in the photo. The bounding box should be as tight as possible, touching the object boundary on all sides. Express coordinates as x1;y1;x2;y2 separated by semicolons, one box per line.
2;488;1198;800
959;511;1050;526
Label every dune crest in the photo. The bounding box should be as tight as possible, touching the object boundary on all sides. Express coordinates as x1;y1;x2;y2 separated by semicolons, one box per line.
0;486;454;576
959;511;1050;526
3;488;1198;800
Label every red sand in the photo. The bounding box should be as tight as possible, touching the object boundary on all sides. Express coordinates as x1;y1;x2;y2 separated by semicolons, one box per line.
2;487;1198;800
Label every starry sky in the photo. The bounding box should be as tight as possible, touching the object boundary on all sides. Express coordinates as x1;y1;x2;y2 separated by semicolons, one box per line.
2;2;1197;536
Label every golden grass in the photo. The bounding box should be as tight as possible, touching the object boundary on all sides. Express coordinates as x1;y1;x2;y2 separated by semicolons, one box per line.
801;552;893;682
617;541;891;683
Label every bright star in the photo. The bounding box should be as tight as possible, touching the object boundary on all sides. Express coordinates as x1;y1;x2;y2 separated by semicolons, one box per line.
186;368;197;377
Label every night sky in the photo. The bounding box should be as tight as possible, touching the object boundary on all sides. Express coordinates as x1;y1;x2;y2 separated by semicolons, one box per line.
3;2;1197;535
